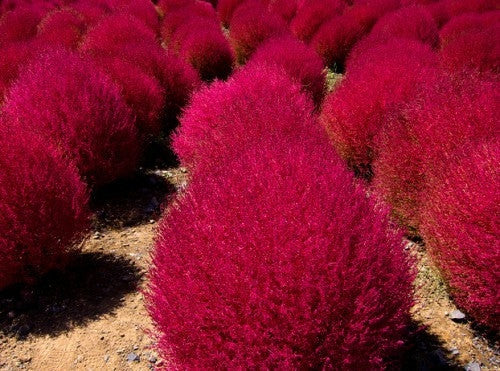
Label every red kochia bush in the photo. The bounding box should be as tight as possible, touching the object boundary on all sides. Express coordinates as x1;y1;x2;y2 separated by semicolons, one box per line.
267;0;298;23
174;22;235;80
36;8;87;49
0;126;91;290
289;0;345;42
116;0;159;32
172;63;316;172
247;35;326;105
368;5;439;48
320;39;439;176
311;0;400;69
0;6;44;45
439;11;500;48
440;22;500;76
229;0;288;63
420;141;500;329
216;0;245;26
372;76;499;229
1;50;140;186
148;133;414;369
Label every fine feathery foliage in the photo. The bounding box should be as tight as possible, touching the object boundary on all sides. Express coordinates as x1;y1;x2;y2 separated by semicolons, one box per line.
148;132;414;369
1;49;140;186
0;124;91;290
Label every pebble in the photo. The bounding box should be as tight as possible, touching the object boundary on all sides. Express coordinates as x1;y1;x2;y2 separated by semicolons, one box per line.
126;353;140;362
450;309;466;321
451;348;459;356
148;355;157;363
465;362;481;371
103;355;110;363
133;345;139;350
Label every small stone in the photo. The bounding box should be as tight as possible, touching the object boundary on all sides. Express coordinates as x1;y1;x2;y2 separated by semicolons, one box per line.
103;355;110;363
100;336;104;340
133;344;139;350
148;355;157;363
449;309;466;321
7;311;15;318
117;348;125;354
465;362;481;371
127;353;140;362
451;348;459;356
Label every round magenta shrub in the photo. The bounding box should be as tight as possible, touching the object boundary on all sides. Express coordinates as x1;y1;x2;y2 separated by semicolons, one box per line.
0;6;44;45
440;22;500;76
229;0;288;63
439;11;500;48
247;35;325;105
175;22;235;80
172;63;316;172
157;0;194;14
36;7;87;49
91;54;166;139
148;132;414;369
420;141;500;329
311;0;400;69
1;49;140;186
216;0;245;26
372;76;499;229
0;125;91;290
320;39;439;177
289;0;345;42
116;0;160;32
368;5;439;48
267;0;298;23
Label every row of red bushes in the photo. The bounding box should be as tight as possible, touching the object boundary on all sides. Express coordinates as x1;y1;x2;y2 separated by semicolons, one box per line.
149;62;415;368
320;2;499;329
0;0;201;289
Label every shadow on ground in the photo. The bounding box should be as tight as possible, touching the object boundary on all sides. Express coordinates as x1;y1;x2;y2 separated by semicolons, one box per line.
0;252;141;339
91;172;176;230
400;322;461;370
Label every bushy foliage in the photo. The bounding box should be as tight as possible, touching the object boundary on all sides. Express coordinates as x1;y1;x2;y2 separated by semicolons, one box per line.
311;0;400;69
172;63;316;172
289;0;345;42
91;54;166;139
419;141;500;329
175;21;234;80
1;49;140;186
440;21;500;76
36;7;87;49
0;6;44;45
439;11;499;48
368;5;439;48
161;2;217;44
372;76;498;229
148;132;413;369
247;35;325;105
216;0;245;26
229;0;288;63
267;0;298;23
157;0;194;14
0;125;91;290
116;0;159;32
320;39;439;177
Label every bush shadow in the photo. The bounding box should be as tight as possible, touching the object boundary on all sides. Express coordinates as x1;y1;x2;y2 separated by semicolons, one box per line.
0;251;141;339
399;322;461;371
91;171;176;230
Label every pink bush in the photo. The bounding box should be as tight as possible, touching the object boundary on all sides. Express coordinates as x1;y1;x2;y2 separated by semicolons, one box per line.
79;13;158;54
0;6;44;45
229;0;288;63
148;132;413;368
116;0;160;32
420;141;500;329
368;5;439;48
70;1;109;25
439;11;500;48
91;55;166;139
216;0;245;26
440;22;500;76
289;0;345;42
1;50;140;186
320;39;439;177
372;76;499;229
267;0;298;23
311;0;400;69
36;8;87;49
157;0;194;14
172;63;316;172
161;2;217;44
0;125;91;290
247;35;325;105
175;22;235;80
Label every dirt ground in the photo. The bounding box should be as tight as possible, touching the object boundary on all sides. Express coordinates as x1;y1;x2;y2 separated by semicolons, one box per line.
0;165;498;370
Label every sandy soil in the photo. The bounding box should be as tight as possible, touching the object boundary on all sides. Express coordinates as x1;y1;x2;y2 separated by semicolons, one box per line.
0;166;497;370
